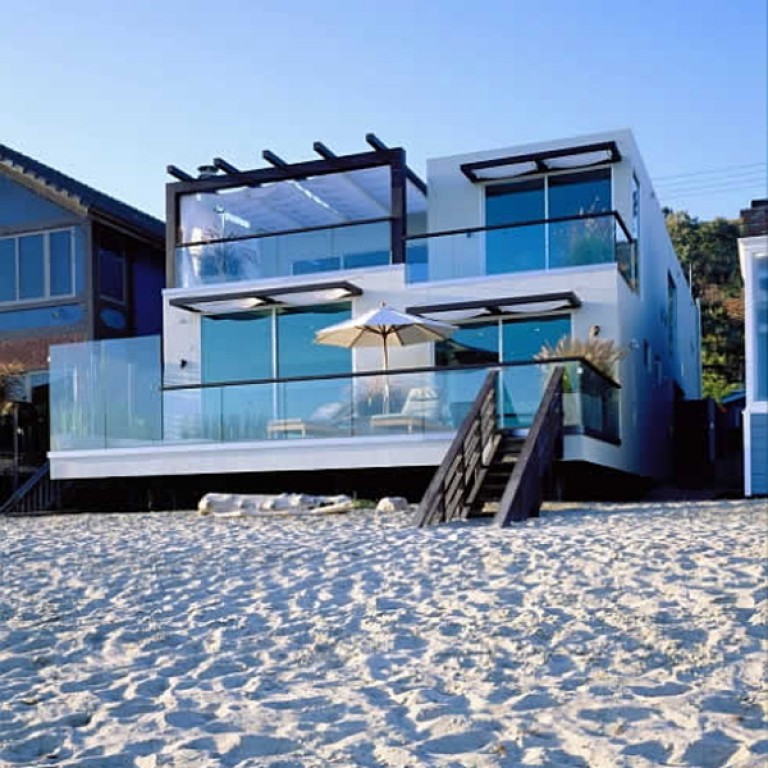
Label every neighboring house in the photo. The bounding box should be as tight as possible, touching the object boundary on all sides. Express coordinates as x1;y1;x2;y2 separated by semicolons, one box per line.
47;130;700;501
738;199;768;497
0;143;165;483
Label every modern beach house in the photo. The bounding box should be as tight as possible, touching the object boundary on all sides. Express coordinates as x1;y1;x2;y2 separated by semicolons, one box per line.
44;130;700;511
0;143;164;500
739;200;768;497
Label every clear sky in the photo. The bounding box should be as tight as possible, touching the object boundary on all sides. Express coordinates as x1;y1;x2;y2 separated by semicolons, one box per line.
1;0;765;222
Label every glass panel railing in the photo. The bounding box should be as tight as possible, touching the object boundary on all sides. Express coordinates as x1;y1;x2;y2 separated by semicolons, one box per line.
406;213;632;284
560;360;620;442
49;335;161;451
49;344;620;451
175;220;391;288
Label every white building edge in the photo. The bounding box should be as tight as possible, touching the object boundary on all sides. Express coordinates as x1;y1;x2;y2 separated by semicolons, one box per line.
48;130;700;498
738;203;768;496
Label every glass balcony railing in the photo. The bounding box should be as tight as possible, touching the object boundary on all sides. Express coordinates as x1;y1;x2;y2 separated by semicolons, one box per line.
405;212;637;290
175;219;391;288
49;337;620;452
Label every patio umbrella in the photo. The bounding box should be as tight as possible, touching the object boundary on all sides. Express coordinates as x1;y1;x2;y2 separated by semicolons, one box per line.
315;303;456;412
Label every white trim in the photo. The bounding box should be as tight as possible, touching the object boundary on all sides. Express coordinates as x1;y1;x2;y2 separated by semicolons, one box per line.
49;430;455;480
0;226;76;306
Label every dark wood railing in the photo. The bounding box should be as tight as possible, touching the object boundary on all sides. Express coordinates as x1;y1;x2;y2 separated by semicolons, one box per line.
494;366;564;527
0;462;59;517
415;369;500;527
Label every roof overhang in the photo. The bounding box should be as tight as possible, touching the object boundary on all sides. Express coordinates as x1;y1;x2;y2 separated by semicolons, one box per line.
461;141;621;183
169;280;362;315
407;291;581;322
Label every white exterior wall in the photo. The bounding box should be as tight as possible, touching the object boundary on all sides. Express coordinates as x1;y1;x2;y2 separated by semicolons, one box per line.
424;130;700;479
739;235;768;496
52;130;700;484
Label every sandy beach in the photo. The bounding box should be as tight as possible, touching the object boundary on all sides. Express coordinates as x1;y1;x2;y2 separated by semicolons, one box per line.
0;500;765;767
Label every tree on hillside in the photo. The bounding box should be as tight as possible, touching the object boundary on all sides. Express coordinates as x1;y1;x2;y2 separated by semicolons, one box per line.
664;210;744;401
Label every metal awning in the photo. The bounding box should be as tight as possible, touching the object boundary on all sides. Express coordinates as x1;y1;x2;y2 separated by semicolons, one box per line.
461;142;621;183
169;280;362;315
407;292;580;322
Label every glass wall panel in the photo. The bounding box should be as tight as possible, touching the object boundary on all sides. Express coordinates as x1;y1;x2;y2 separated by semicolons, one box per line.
548;169;611;218
49;230;73;296
201;310;273;384
18;234;44;299
179;167;393;245
277;303;351;378
175;221;390;288
501;315;571;361
49;336;160;450
0;239;15;302
549;216;614;268
435;320;499;366
486;180;545;274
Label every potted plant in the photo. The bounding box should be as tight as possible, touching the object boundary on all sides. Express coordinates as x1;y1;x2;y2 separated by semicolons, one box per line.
535;332;625;427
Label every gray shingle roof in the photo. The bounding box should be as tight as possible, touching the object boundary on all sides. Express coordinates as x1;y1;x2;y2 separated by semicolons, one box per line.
0;143;164;241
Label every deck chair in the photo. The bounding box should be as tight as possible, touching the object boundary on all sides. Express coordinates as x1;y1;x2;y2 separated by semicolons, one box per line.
369;386;446;433
267;401;351;439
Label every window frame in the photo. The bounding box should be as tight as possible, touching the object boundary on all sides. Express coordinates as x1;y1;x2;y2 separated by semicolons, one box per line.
0;227;76;306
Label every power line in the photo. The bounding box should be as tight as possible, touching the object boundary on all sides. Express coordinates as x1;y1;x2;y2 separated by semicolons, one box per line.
653;161;766;182
656;170;767;191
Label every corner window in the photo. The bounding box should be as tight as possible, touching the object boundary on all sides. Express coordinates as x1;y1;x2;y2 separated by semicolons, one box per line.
667;272;677;354
0;229;75;304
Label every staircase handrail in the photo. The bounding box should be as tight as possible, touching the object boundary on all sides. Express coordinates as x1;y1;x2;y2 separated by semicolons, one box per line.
0;461;53;516
415;369;499;527
494;366;564;527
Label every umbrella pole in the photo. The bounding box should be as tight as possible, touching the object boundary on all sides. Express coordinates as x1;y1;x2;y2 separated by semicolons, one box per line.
382;333;390;414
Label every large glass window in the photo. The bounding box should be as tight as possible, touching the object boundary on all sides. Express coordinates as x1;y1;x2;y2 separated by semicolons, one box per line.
202;310;273;385
18;234;44;299
278;304;351;378
485;169;613;273
548;169;612;268
436;314;571;366
201;302;352;384
436;321;499;366
486;179;545;274
0;229;76;303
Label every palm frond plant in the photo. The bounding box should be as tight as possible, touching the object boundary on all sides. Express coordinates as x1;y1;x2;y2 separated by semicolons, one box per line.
535;334;626;384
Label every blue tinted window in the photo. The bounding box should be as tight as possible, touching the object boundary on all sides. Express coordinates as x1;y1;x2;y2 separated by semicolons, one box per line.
278;303;351;378
202;310;273;384
50;231;73;296
0;239;15;302
548;169;611;218
502;316;571;361
19;234;44;299
486;180;545;274
436;321;499;366
486;180;544;225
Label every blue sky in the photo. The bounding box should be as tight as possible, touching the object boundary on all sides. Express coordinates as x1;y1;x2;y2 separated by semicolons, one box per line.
1;0;765;221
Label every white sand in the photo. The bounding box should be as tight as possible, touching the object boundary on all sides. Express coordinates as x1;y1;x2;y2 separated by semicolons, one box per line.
0;500;765;768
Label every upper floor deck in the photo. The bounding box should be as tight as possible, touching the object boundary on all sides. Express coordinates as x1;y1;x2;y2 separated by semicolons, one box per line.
168;135;639;293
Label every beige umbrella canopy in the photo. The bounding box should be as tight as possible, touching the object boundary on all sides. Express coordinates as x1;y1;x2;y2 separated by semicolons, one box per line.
315;303;456;411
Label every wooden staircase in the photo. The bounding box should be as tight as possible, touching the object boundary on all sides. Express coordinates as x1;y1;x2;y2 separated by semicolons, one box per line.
467;430;525;517
416;366;564;528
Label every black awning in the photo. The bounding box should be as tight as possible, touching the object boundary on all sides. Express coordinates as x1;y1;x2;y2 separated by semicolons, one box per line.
407;291;581;321
169;280;362;315
461;142;621;183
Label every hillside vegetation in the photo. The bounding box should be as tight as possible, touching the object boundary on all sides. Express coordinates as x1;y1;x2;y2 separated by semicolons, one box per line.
665;210;743;401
